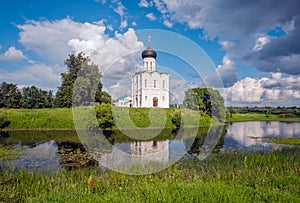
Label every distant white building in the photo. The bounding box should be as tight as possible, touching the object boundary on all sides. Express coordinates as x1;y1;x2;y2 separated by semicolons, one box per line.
115;96;132;107
132;36;169;108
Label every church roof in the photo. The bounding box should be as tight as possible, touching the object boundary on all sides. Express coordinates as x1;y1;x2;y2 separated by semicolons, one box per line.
142;47;157;59
141;35;157;59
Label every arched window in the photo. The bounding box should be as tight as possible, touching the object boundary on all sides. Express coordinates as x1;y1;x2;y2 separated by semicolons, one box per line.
163;80;165;88
162;96;165;101
154;80;156;88
150;62;152;70
145;79;147;88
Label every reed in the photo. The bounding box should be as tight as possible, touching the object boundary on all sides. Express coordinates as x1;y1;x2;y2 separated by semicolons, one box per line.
1;148;299;202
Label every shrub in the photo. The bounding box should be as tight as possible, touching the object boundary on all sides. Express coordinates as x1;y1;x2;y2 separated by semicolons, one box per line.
279;113;296;118
172;112;182;128
0;115;11;129
95;103;114;129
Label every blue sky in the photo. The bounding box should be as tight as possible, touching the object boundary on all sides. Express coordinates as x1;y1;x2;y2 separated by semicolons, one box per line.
0;0;299;106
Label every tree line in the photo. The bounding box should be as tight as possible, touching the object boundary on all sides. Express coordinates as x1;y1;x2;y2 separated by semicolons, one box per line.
0;53;111;109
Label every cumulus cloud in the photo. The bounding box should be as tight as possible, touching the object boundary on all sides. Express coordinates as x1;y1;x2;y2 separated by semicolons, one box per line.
0;46;26;60
169;79;199;104
0;64;63;90
225;73;300;106
15;18;146;93
145;13;157;21
204;55;237;87
17;18;107;62
152;0;300;75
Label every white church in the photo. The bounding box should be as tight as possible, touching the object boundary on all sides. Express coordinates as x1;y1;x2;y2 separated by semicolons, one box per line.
132;36;169;108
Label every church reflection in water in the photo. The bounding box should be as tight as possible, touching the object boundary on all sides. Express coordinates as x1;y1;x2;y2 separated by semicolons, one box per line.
130;140;169;163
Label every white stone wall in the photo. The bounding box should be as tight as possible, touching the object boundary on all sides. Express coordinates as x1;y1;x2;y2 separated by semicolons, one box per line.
143;57;156;71
132;71;169;108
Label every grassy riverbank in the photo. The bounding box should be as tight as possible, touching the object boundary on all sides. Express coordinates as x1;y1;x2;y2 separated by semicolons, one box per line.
268;137;300;145
1;148;299;202
1;108;300;130
0;107;213;130
0;108;74;129
228;112;300;122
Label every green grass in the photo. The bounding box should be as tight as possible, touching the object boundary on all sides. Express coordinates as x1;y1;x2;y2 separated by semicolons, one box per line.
113;107;213;129
0;108;74;129
1;148;299;202
267;137;300;145
0;107;212;130
2;108;300;130
228;113;300;122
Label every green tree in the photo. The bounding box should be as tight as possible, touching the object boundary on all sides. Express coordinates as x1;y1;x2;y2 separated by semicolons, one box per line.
95;85;112;104
183;88;227;122
54;53;111;107
0;82;22;108
21;86;53;109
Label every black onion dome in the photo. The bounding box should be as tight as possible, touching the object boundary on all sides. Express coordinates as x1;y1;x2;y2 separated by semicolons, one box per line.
142;47;157;59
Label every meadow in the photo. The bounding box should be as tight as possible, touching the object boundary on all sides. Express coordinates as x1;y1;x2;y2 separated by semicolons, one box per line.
0;107;213;130
2;107;300;130
228;112;300;122
1;148;299;202
1;108;300;202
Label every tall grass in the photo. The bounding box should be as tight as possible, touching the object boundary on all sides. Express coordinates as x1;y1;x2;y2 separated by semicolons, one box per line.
1;148;299;202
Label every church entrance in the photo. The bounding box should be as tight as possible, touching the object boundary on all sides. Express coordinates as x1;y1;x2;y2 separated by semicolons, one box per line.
153;97;158;107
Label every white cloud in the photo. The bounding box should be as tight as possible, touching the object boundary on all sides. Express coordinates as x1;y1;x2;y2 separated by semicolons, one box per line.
225;73;300;106
0;46;26;60
138;0;149;8
169;79;198;104
216;55;237;87
17;18;107;62
146;13;157;21
163;20;173;28
253;34;270;51
226;77;265;103
15;18;146;92
112;1;126;18
203;55;237;88
0;64;63;90
89;28;144;79
153;0;168;14
120;20;128;29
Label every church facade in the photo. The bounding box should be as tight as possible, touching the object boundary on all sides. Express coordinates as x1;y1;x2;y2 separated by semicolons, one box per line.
132;37;169;108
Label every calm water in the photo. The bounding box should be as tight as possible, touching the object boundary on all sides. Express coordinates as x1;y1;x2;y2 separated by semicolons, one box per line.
1;121;299;172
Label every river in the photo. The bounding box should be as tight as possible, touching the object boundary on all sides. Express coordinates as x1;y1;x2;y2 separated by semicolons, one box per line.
1;121;299;173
